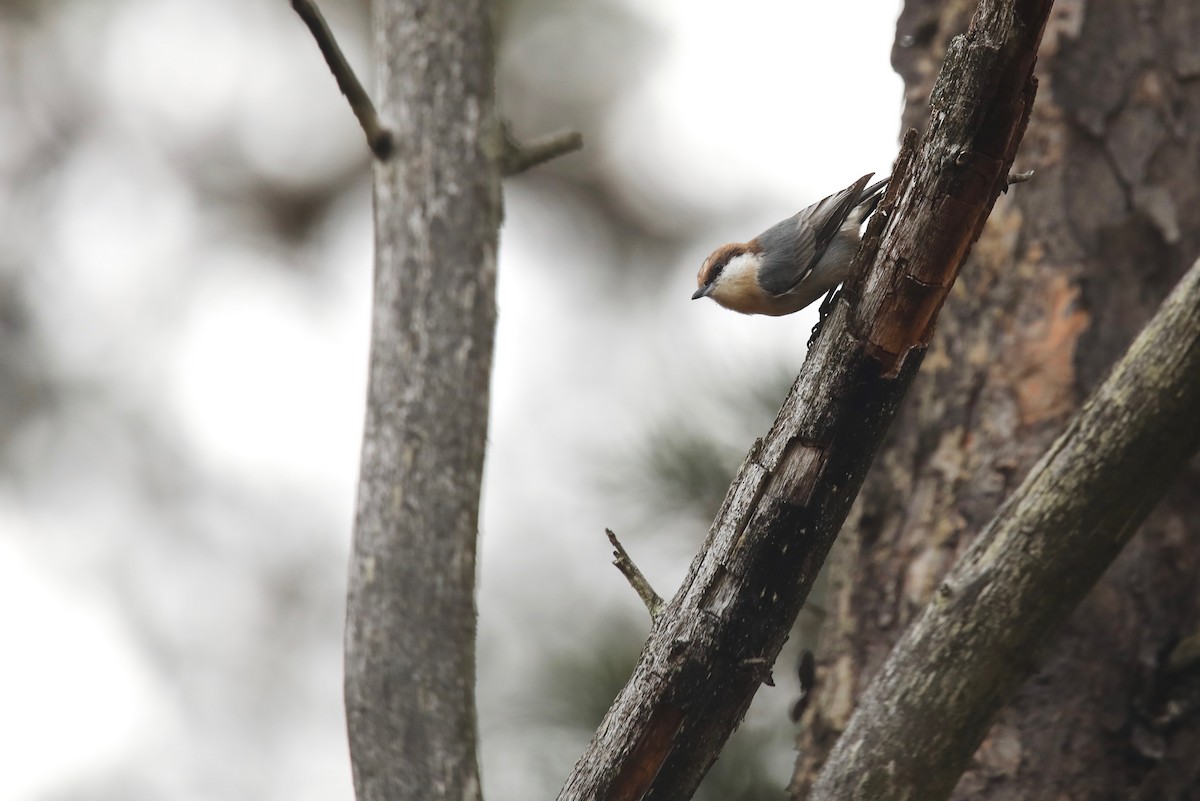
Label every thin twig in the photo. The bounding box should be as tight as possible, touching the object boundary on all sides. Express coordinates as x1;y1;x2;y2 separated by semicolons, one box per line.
605;529;664;623
501;125;584;176
291;0;393;160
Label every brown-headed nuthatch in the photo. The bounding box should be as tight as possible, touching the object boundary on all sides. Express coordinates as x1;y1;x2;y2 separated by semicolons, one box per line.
692;173;888;316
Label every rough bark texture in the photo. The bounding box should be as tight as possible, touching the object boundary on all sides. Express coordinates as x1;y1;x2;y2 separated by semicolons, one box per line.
810;256;1200;801
794;1;1200;798
344;3;499;801
557;3;1052;799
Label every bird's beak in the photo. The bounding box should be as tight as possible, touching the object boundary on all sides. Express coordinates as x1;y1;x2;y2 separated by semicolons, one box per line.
691;286;710;300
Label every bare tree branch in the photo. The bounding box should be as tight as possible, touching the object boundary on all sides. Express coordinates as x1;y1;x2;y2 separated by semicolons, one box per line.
607;528;665;623
291;0;393;160
810;254;1200;801
556;2;1055;800
344;2;497;800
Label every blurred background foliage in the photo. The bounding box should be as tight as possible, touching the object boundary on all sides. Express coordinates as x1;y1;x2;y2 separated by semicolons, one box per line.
0;0;898;799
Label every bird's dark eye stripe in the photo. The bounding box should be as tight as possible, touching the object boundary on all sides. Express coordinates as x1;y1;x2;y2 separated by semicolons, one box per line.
698;265;717;287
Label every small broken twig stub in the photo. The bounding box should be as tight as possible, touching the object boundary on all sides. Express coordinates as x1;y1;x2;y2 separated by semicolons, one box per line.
1004;169;1036;191
291;0;393;160
500;124;584;176
606;529;664;623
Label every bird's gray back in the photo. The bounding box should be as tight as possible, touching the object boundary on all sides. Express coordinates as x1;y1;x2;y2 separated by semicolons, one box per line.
754;174;875;297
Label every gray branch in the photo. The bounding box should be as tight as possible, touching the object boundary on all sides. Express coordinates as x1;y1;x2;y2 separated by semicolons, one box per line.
556;1;1054;800
810;254;1200;801
344;2;497;800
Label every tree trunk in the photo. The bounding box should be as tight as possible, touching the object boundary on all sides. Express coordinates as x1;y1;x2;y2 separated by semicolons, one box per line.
344;2;499;801
793;2;1200;798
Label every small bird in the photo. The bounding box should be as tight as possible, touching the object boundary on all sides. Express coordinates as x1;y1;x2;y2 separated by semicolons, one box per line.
692;174;888;316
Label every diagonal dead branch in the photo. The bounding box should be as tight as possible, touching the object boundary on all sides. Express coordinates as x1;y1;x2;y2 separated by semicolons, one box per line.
290;0;393;160
555;2;1056;800
810;254;1200;801
606;529;665;624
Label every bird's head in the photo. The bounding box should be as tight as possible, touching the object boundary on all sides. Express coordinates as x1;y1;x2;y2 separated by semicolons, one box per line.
693;241;767;313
